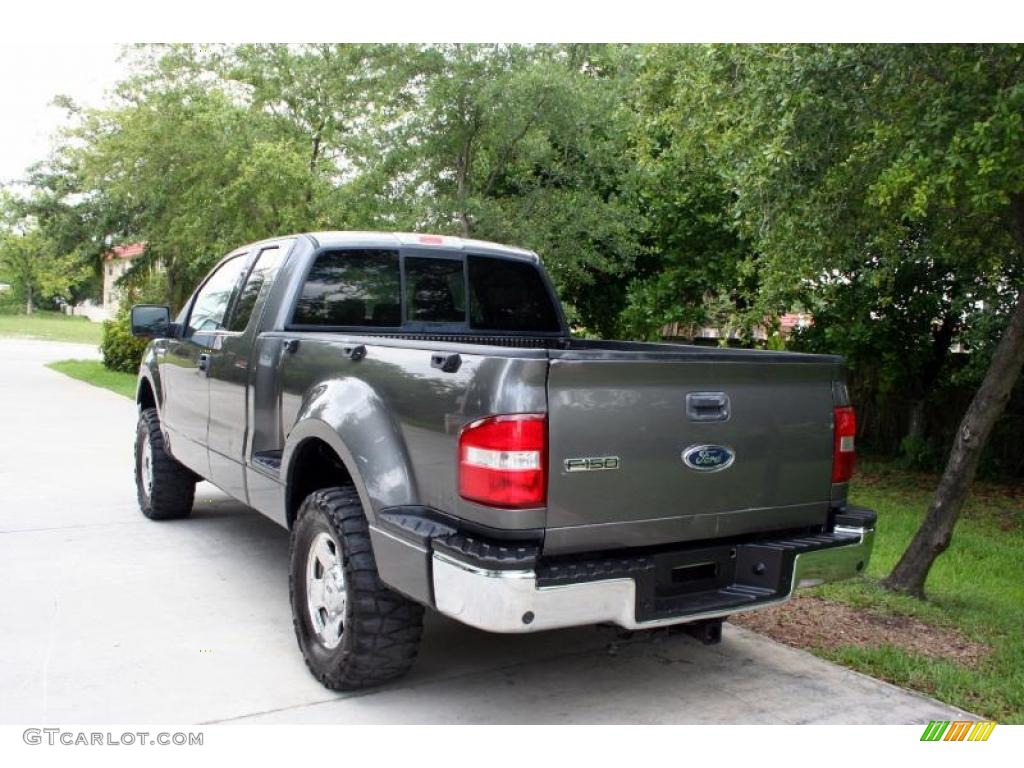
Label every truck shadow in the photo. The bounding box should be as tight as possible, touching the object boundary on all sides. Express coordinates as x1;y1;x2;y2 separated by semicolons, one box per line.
181;487;945;724
188;482;259;521
185;487;784;722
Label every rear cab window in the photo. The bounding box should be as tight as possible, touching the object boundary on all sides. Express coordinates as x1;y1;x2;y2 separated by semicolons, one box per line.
293;250;402;327
468;255;561;333
290;247;563;336
405;256;466;326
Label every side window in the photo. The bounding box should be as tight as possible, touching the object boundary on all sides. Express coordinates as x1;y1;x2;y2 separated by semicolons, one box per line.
292;249;401;327
404;256;466;324
187;255;248;335
227;247;283;332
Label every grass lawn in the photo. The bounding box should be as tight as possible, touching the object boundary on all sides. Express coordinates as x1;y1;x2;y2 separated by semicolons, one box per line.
46;359;136;399
801;459;1023;722
0;311;103;344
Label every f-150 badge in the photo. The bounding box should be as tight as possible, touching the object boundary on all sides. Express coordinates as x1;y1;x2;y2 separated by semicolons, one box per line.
564;456;621;472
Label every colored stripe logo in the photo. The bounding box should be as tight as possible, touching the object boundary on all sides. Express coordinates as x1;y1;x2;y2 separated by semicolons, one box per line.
921;721;996;741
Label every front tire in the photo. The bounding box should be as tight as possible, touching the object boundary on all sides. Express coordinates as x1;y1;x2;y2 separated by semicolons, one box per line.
135;407;196;520
290;487;424;690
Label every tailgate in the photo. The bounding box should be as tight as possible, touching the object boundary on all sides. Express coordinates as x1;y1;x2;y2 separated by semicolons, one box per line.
544;357;837;554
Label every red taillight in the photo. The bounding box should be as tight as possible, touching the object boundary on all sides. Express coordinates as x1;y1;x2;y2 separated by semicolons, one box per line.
832;406;857;483
458;414;547;508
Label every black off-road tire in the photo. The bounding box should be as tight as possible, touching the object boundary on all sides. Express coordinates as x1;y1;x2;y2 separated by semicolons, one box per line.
290;487;424;690
135;407;196;520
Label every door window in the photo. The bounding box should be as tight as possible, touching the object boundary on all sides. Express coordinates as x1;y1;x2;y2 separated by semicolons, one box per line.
187;256;248;335
227;247;283;332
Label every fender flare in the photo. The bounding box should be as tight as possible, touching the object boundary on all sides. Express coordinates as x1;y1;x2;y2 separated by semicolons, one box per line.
281;377;419;526
136;345;163;415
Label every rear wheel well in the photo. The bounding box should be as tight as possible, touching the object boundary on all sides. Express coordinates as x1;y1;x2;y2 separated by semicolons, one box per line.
286;438;354;528
137;378;156;412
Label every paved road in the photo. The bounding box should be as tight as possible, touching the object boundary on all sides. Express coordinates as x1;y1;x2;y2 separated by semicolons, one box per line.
0;338;972;724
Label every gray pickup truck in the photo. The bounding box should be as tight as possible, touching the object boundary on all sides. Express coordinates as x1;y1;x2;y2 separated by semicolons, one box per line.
130;231;875;690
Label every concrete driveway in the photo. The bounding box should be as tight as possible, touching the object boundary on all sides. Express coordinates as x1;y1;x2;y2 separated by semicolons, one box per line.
0;338;971;724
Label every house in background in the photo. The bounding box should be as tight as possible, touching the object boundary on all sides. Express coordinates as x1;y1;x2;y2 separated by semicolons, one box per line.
102;242;146;314
778;311;813;338
69;242;146;322
661;311;812;345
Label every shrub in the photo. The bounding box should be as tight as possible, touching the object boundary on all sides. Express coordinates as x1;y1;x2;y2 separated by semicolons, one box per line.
0;287;24;314
897;434;941;472
101;309;149;373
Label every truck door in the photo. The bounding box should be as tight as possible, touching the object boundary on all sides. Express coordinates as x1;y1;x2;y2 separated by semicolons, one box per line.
206;245;286;500
159;253;249;478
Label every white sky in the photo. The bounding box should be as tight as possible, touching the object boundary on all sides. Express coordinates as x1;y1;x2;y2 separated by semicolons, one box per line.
0;44;126;185
0;3;1019;187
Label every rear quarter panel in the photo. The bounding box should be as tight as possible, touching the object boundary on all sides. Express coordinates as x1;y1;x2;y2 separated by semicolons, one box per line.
277;336;550;530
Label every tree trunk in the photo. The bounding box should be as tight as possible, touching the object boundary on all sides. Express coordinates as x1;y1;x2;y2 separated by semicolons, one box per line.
902;310;958;448
905;399;927;442
883;284;1024;597
166;258;180;311
455;110;480;238
456;143;473;237
306;118;326;205
25;285;33;315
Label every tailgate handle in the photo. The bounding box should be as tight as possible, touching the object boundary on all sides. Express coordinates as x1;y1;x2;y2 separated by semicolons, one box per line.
686;392;730;422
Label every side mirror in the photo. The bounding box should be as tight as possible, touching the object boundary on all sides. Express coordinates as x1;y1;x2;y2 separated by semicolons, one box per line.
131;304;172;338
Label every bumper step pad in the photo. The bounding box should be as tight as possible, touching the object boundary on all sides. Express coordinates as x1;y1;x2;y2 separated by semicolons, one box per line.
536;530;863;623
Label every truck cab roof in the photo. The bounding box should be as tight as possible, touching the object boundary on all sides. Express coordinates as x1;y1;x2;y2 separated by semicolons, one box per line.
301;231;540;263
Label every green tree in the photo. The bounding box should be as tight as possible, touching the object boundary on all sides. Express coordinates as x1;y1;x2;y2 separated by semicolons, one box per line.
62;49;317;309
29;44;648;333
0;194;87;314
787;234;1005;457
17;144;110;307
372;44;646;334
220;43;411;219
0;228;85;314
644;44;1024;596
622;46;753;340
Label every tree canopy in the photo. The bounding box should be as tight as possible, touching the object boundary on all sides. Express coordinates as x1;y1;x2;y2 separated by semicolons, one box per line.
3;43;1023;596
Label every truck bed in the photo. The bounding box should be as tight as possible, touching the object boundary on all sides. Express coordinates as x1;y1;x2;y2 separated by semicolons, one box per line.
268;330;843;555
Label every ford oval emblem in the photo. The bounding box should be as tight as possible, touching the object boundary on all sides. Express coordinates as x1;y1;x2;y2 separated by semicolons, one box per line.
682;444;735;473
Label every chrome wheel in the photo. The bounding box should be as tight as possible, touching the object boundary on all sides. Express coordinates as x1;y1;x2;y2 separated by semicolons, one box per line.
139;437;154;500
306;531;346;649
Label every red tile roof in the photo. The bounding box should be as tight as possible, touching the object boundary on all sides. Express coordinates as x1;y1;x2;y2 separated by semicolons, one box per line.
779;312;811;332
104;242;146;260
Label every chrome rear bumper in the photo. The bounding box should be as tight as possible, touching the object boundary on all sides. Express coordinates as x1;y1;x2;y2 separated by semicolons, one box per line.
432;525;874;633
